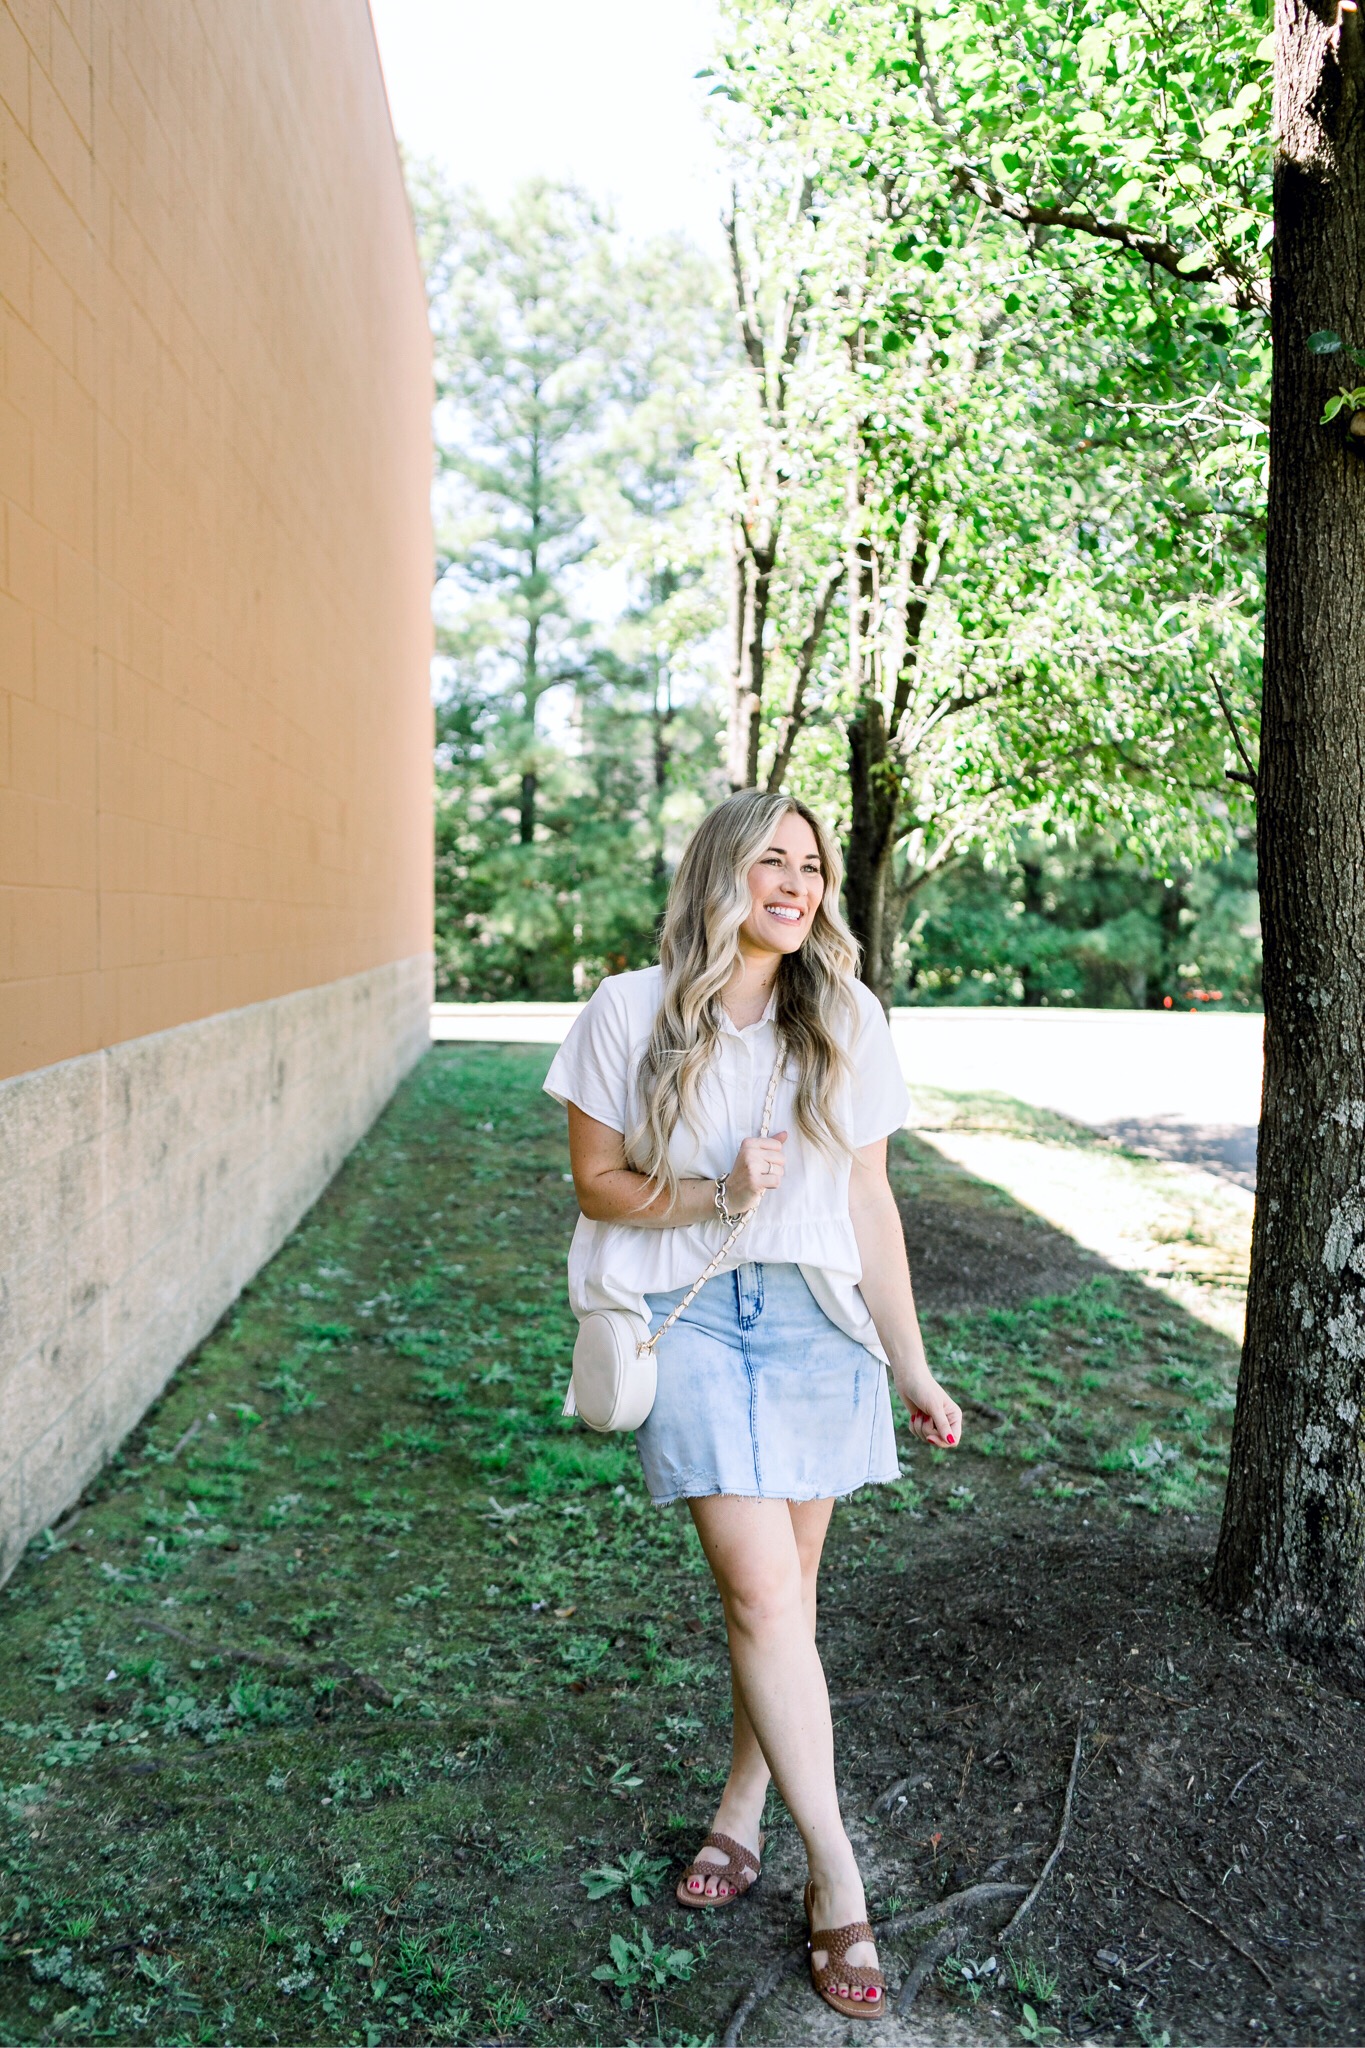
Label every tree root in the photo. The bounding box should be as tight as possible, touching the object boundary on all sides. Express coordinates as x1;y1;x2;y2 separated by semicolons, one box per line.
962;1394;1009;1426
874;1773;911;1813
721;1952;804;2047
720;1731;1088;2044
877;1879;1027;1941
720;1881;1028;2045
894;1922;963;2016
998;1723;1086;1943
985;1842;1043;1877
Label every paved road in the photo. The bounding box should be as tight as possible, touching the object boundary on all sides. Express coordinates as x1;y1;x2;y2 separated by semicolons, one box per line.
430;1002;1264;1188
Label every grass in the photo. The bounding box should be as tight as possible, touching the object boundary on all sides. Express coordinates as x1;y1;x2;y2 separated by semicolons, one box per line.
921;1282;1237;1512
0;1044;1243;2045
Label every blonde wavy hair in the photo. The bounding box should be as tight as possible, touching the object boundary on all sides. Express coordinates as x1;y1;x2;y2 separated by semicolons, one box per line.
629;789;860;1209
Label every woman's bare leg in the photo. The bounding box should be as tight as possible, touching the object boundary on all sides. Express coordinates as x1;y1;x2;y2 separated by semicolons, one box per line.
684;1497;833;1899
687;1495;879;2000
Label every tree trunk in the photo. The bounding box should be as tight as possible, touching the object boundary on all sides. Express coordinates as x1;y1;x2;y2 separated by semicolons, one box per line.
727;530;775;790
1209;0;1365;1668
725;528;750;790
767;560;844;792
878;867;914;1003
1019;853;1047;1007
844;512;900;1005
1149;875;1187;1008
846;699;899;1008
520;577;541;844
649;657;672;892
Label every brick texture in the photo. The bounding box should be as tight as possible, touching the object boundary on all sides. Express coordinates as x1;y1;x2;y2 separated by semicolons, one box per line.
0;0;434;1083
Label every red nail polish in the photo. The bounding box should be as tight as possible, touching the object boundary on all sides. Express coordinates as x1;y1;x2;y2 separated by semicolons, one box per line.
946;1433;955;1444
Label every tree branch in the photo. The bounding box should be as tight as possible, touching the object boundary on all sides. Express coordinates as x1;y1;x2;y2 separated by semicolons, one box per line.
893;782;1013;882
1211;677;1259;794
952;167;1269;312
902;666;1032;753
725;196;768;382
766;560;845;791
908;5;1268;314
771;176;815;414
888;523;936;739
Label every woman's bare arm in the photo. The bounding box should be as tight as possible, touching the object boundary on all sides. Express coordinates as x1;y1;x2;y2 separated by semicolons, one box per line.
567;1104;787;1226
847;1136;962;1448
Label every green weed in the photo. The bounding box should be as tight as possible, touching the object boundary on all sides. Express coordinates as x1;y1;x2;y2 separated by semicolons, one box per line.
592;1925;699;2002
286;1602;342;1640
260;1367;319;1416
581;1850;672;1906
1009;1953;1059;2005
486;1987;532;2031
226;1675;294;1724
1017;2001;1062;2043
523;1437;637;1497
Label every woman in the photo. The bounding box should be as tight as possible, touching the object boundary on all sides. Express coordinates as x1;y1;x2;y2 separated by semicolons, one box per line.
545;790;962;2020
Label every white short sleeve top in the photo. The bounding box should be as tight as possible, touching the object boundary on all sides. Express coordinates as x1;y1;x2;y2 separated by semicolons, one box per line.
543;965;910;1360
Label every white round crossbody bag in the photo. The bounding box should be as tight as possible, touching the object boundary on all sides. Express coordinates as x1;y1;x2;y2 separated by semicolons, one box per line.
564;1059;783;1433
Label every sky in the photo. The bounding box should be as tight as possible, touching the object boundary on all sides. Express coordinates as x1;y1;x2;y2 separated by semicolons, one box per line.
367;0;728;255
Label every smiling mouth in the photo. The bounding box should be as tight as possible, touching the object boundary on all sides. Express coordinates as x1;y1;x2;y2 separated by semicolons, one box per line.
765;904;803;924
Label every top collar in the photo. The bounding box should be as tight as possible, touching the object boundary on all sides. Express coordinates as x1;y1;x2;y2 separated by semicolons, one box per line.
720;985;778;1038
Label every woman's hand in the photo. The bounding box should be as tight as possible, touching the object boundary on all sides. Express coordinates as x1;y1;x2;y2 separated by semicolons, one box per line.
893;1364;962;1449
726;1131;788;1210
846;1138;962;1448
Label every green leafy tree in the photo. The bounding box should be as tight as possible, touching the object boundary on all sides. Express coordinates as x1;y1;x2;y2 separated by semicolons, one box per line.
413;170;617;846
903;0;1270;315
706;1;1264;1001
838;0;1365;1680
584;235;733;893
906;834;1261;1010
411;168;727;996
737;0;1365;1666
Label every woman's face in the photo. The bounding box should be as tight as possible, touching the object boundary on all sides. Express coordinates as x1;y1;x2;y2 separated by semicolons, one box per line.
739;811;826;958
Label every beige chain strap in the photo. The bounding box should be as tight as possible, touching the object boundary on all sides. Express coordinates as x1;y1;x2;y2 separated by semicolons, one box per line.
638;1055;784;1357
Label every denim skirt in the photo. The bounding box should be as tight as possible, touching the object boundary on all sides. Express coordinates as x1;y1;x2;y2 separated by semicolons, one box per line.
634;1260;900;1506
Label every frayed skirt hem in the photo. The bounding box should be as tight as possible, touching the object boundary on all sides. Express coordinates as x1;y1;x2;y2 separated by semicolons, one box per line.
646;1466;902;1510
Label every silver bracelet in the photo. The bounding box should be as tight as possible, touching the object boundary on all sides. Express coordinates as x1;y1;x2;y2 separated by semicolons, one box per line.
714;1173;742;1228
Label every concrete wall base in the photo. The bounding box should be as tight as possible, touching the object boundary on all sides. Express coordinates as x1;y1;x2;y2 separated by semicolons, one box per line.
0;957;432;1581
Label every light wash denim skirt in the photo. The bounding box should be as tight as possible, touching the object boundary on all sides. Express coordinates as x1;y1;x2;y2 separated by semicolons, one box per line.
635;1260;900;1506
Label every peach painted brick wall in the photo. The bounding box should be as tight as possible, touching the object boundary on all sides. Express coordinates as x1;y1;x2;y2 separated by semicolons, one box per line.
0;0;434;1084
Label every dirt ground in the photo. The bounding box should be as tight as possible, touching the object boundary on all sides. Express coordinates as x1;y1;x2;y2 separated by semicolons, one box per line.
725;1508;1365;2048
1;1045;1361;2048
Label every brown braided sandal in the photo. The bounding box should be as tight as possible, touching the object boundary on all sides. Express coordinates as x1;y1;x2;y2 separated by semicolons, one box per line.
675;1829;762;1909
804;1881;887;2018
